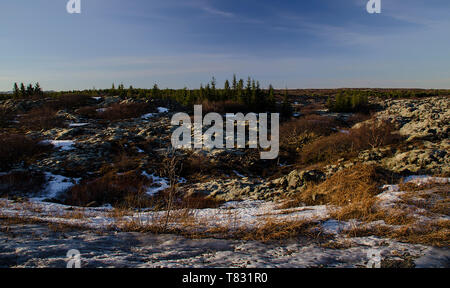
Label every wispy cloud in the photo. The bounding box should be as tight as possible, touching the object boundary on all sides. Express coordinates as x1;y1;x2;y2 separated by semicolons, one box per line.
201;6;234;18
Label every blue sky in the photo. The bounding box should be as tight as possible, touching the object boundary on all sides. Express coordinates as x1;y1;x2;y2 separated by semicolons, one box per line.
1;0;449;90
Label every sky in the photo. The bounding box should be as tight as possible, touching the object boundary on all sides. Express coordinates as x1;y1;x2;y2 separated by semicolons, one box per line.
0;0;449;91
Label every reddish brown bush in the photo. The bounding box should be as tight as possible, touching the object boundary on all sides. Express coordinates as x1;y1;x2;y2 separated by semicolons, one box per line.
200;100;249;114
50;94;92;110
0;134;52;171
279;115;339;161
0;170;46;197
98;103;151;120
181;154;214;176
351;120;399;149
75;106;98;118
0;107;14;128
20;106;64;130
64;171;153;207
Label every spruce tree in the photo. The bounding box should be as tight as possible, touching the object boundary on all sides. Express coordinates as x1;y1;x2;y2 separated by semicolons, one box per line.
232;74;238;101
34;82;42;97
13;83;19;98
26;84;34;98
152;84;159;98
224;79;231;101
268;84;275;110
20;83;26;98
281;88;292;118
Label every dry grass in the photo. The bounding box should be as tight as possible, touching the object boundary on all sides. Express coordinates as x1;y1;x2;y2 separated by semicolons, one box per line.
116;213;326;242
286;164;389;207
391;220;450;247
241;218;326;242
345;220;450;247
299;120;400;165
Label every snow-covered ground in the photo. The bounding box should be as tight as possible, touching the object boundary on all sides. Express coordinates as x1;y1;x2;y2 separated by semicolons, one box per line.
0;221;448;268
0;175;448;267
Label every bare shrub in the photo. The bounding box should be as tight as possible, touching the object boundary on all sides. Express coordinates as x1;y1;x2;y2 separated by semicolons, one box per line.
0;106;14;128
76;106;98;118
64;171;153;208
181;153;215;178
0;170;46;197
50;94;91;110
98;103;151;120
20;106;64;130
0;134;52;171
351;120;399;149
200;100;249;114
299;132;353;165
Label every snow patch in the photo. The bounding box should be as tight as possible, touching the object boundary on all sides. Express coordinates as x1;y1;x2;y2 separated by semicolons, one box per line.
69;123;89;127
141;113;155;119
403;175;449;186
142;172;170;196
157;107;169;113
33;173;79;200
40;140;75;151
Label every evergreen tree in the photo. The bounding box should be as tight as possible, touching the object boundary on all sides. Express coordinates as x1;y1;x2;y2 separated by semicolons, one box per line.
13;83;19;98
224;79;231;101
210;77;216;101
244;77;252;105
34;82;43;97
251;79;256;105
237;79;244;103
268;84;275;110
232;74;238;101
199;84;204;102
281;88;292;118
20;83;26;98
26;84;34;97
152;84;160;98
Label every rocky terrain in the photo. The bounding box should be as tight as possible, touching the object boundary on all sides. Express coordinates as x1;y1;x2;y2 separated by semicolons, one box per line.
0;94;448;268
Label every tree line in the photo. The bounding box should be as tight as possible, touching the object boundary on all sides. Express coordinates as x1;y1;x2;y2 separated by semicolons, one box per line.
12;82;43;98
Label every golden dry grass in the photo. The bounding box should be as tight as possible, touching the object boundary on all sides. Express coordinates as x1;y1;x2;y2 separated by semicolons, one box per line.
284;164;388;209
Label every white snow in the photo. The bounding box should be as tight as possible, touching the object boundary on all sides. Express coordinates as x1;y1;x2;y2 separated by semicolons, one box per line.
141;113;155;119
402;175;449;186
142;172;170;196
32;173;79;200
40;140;75;151
157;107;169;113
233;170;245;178
69;123;89;127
